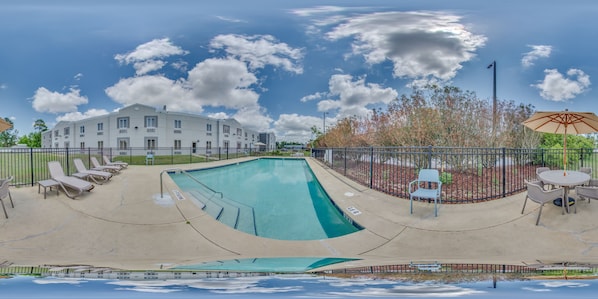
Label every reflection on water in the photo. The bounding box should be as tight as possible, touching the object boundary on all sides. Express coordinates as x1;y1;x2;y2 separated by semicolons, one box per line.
2;275;596;298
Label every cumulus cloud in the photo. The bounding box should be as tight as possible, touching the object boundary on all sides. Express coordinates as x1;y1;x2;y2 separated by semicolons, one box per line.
314;74;398;118
209;34;304;74
114;38;188;75
32;87;88;113
274;113;325;142
56;108;109;122
532;68;591;101
105;75;200;112
522;45;552;68
323;11;486;83
232;106;273;132
187;58;260;109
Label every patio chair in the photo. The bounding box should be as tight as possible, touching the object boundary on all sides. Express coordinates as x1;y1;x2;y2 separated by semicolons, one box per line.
90;157;121;173
0;176;14;218
522;180;564;225
409;169;442;217
48;161;95;199
103;155;128;169
575;179;598;203
73;158;112;185
579;167;592;175
536;167;554;189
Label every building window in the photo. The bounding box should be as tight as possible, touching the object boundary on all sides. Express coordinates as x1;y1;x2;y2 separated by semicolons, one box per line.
80;142;85;149
174;140;181;150
224;140;229;149
206;123;212;131
174;120;182;129
236;128;242;136
97;122;103;131
237;142;241;149
223;125;230;134
145;116;158;128
117;117;129;129
118;138;129;150
79;126;85;134
54;130;59;137
145;138;157;150
206;141;211;149
98;141;104;148
64;127;70;136
64;141;70;148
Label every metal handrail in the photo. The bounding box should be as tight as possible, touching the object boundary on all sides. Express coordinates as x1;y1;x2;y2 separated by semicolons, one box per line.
160;168;223;199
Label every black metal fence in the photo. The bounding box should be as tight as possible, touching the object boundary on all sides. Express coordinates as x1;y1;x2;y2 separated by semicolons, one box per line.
0;146;255;187
324;263;539;275
313;146;597;203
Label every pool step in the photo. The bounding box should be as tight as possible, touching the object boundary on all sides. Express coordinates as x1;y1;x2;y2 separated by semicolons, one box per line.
188;190;256;235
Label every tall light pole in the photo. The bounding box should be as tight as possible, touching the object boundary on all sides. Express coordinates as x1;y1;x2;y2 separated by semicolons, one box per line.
323;112;328;134
487;60;497;144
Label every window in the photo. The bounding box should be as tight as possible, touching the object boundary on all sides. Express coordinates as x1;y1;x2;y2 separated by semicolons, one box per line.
236;128;242;136
223;125;230;134
174;120;181;129
80;142;85;149
79;126;85;134
206;123;212;131
174;140;181;150
224;141;229;149
54;130;58;137
64;127;70;136
237;142;241;149
117;117;129;129
118;138;129;150
206;141;211;149
145;138;157;150
145;116;158;128
97;141;104;148
64;141;70;148
97;122;104;131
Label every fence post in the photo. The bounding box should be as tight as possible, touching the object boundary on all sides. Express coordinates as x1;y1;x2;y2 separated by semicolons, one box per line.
29;148;35;187
344;147;347;176
370;147;374;189
502;147;506;198
428;145;433;169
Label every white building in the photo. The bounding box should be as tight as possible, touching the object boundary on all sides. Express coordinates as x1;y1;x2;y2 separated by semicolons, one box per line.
42;103;274;155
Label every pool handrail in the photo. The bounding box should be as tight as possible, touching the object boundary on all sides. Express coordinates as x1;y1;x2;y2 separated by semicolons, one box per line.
160;168;223;199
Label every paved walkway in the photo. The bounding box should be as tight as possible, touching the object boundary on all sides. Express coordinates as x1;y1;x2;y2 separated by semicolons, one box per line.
1;157;597;271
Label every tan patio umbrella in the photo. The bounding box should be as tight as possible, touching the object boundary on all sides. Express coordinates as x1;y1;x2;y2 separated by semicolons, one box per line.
0;118;12;133
523;110;598;175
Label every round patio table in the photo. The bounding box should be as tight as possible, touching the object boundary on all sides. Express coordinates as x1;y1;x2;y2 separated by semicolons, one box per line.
537;170;590;214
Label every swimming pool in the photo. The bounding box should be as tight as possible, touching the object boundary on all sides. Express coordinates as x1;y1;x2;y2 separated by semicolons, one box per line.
169;158;362;240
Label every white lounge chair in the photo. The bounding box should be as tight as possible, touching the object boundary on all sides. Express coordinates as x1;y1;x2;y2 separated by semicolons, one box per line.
0;176;14;218
103;155;128;169
48;161;94;199
90;156;120;173
73;158;112;184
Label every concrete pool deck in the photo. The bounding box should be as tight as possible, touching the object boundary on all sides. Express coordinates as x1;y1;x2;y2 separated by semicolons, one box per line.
1;157;597;271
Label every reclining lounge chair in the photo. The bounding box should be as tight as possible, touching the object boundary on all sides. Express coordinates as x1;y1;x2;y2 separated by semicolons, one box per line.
103;155;128;169
48;161;94;199
73;158;112;184
90;156;121;173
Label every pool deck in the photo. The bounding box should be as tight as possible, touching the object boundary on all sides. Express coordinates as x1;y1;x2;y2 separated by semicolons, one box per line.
1;157;597;271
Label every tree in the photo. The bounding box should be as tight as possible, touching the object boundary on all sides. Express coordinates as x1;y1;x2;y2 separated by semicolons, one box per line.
17;119;47;148
0;117;18;147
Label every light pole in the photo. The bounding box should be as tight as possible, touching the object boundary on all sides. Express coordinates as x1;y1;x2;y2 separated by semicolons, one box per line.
487;60;497;143
323;112;328;134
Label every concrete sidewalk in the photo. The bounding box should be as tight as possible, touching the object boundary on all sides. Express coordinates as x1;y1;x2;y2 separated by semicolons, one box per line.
0;157;596;271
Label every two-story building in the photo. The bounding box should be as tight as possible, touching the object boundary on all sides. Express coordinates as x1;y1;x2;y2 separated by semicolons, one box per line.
42;103;275;154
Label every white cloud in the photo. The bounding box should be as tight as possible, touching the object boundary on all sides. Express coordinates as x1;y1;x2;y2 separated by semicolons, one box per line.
32;87;88;113
209;34;304;74
522;45;552;68
216;16;246;23
232;106;273;132
533;68;591;101
114;38;188;75
317;74;398;118
274;113;324;142
300;92;327;102
0;83;7;89
324;11;486;83
187;58;260;109
56;108;109;122
74;73;83;81
290;6;349;17
105;75;201;112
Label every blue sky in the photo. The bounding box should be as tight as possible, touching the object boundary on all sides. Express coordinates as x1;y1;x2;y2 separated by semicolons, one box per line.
1;0;596;142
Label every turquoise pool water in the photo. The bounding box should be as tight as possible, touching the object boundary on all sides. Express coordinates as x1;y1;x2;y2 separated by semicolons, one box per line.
174;257;359;273
169;158;362;240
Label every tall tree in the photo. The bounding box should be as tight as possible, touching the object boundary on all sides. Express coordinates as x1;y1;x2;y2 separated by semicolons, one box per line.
0;117;18;147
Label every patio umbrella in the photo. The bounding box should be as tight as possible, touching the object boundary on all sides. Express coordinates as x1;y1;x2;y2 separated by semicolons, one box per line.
0;118;12;133
523;110;598;175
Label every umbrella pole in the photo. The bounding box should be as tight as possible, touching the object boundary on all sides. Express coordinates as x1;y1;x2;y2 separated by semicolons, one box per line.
563;125;567;176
